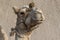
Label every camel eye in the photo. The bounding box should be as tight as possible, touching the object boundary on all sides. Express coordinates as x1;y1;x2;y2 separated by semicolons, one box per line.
20;12;24;14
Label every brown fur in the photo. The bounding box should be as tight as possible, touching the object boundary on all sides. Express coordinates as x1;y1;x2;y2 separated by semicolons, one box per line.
10;2;45;40
0;26;8;40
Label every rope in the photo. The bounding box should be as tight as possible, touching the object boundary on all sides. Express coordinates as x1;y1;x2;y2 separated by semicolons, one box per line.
15;0;35;40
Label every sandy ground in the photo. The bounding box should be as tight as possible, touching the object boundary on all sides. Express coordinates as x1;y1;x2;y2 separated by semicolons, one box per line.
0;0;60;40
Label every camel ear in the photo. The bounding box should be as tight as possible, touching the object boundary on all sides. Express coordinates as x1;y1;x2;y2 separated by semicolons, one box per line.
29;2;35;8
12;6;20;14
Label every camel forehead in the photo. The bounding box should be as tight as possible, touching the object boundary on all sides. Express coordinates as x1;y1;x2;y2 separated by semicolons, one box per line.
20;8;27;12
20;6;29;12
